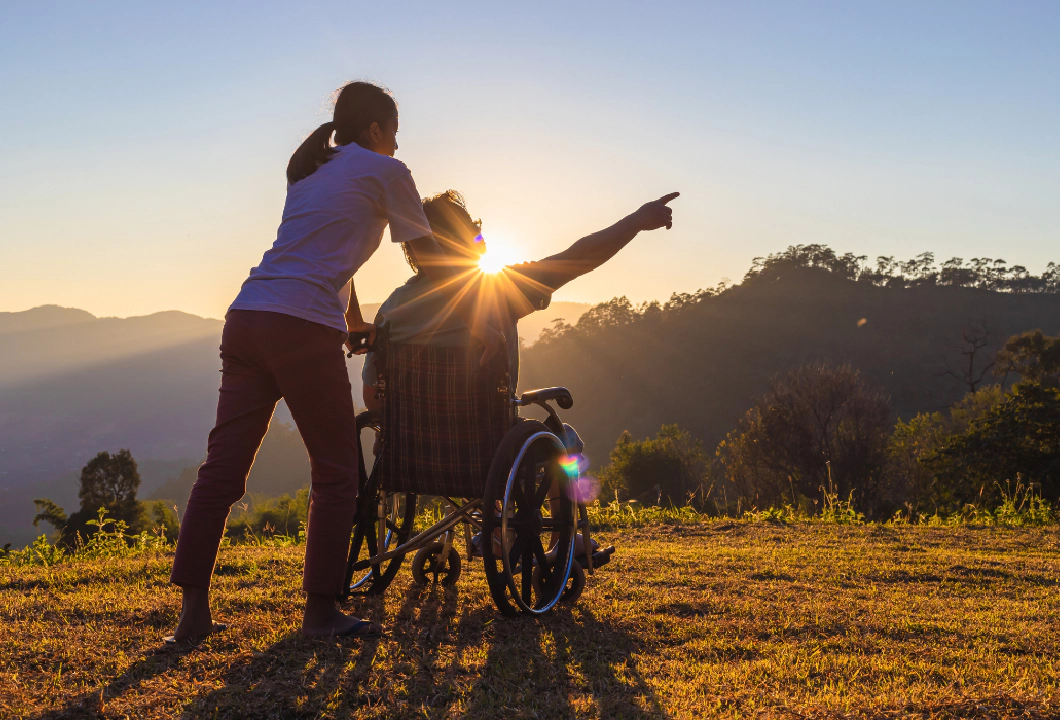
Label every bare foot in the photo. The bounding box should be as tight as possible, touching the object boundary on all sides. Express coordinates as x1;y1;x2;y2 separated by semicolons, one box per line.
301;592;383;637
166;585;222;643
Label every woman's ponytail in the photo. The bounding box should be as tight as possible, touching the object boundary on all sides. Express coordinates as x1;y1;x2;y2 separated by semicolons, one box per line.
286;121;336;185
285;82;398;185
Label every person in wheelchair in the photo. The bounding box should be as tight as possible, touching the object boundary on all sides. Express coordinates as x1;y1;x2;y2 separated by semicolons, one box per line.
360;188;678;566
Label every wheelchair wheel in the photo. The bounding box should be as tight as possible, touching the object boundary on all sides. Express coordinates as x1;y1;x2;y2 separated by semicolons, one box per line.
482;420;577;616
533;559;585;603
341;410;417;599
411;541;461;586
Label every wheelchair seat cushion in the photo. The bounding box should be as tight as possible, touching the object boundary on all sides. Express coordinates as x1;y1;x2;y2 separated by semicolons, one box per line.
379;342;513;497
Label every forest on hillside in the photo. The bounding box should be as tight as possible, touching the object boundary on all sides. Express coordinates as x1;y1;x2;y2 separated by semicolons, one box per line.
7;245;1060;544
520;245;1060;481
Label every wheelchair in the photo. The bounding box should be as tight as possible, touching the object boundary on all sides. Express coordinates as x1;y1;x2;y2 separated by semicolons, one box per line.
339;333;600;617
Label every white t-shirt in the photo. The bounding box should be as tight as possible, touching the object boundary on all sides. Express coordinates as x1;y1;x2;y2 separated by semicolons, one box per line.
229;142;433;332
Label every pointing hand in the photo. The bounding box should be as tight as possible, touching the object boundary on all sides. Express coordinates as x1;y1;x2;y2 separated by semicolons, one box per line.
634;192;679;231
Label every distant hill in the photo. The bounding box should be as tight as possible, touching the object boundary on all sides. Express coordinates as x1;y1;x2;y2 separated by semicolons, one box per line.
10;268;1060;547
0;300;593;545
148;421;311;512
520;267;1060;465
0;304;96;334
0;305;222;389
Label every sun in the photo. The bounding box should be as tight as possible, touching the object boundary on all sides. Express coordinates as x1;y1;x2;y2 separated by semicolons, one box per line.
477;239;518;274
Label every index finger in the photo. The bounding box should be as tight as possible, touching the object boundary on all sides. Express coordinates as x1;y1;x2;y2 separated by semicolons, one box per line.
658;191;680;205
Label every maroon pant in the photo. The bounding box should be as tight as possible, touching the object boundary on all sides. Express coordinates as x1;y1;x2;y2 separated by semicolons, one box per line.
170;310;358;595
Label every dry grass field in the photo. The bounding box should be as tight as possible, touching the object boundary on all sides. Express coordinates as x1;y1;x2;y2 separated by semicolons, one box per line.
3;521;1060;719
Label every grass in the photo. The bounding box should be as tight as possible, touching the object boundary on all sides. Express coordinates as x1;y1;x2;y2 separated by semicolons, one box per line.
2;521;1060;719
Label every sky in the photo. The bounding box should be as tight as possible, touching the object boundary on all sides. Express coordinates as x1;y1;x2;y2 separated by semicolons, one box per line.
1;1;1059;320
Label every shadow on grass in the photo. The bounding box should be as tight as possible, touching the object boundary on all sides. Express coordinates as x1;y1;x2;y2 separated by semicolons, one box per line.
195;580;667;718
465;603;669;719
26;643;204;719
27;579;668;718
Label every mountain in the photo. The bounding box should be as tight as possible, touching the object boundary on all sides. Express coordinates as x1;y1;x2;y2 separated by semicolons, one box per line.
11;272;1058;547
0;305;96;334
0;301;592;546
148;421;311;512
0;305;222;389
520;267;1060;467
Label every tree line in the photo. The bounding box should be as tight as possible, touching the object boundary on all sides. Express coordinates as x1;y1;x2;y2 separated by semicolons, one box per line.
747;244;1060;293
601;330;1060;520
536;244;1060;348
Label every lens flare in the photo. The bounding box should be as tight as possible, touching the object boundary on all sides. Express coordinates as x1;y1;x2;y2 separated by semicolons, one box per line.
569;475;602;504
561;455;580;478
476;236;518;274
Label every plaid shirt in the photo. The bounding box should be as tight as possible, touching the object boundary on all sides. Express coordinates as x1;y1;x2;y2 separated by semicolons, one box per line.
378;341;514;497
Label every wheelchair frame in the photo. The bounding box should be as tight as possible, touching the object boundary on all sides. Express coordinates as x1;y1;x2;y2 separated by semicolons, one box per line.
339;345;595;617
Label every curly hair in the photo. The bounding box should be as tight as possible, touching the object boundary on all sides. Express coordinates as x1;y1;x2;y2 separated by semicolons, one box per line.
403;190;482;274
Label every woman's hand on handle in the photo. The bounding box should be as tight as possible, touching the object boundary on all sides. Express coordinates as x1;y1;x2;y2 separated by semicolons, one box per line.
345;320;377;356
633;192;680;231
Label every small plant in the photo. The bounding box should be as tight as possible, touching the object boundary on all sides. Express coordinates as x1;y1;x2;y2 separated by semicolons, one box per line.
899;478;1056;527
991;479;1055;527
743;505;799;525
587;500;703;530
819;489;865;525
75;507;136;561
240;520;307;547
1;507;172;567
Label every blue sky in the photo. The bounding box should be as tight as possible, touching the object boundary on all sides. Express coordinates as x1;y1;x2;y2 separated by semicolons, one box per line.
2;1;1059;318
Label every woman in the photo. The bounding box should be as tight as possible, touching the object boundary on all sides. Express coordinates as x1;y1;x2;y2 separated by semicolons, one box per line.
167;82;496;641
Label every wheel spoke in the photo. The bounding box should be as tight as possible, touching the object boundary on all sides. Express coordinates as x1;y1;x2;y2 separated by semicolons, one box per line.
540;518;569;529
523;466;537;516
532;536;549;570
534;467;554;506
521;538;533;602
507;534;525;571
509;472;527;509
365;514;379;579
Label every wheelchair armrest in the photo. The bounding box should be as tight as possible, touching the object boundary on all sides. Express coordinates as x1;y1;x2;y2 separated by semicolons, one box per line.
516;387;574;410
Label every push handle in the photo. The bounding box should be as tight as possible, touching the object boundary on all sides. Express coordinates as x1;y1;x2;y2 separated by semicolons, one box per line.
346;331;374;358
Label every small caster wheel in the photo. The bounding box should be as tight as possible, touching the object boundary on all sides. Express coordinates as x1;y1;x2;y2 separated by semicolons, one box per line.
561;561;586;603
532;559;585;603
411;542;461;586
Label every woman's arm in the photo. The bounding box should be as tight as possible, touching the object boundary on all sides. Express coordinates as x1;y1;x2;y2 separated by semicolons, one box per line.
344;279;376;355
533;192;679;291
360;313;384;410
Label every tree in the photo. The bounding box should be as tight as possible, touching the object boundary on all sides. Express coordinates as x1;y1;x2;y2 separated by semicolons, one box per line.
996;330;1060;388
32;499;68;537
34;448;151;547
939;321;997;394
717;364;893;516
924;383;1060;505
78;449;141;512
886;385;1005;514
599;424;708;506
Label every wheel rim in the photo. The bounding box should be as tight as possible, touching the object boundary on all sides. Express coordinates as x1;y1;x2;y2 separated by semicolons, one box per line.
497;431;576;614
350;491;407;590
350;415;385;589
343;411;416;597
